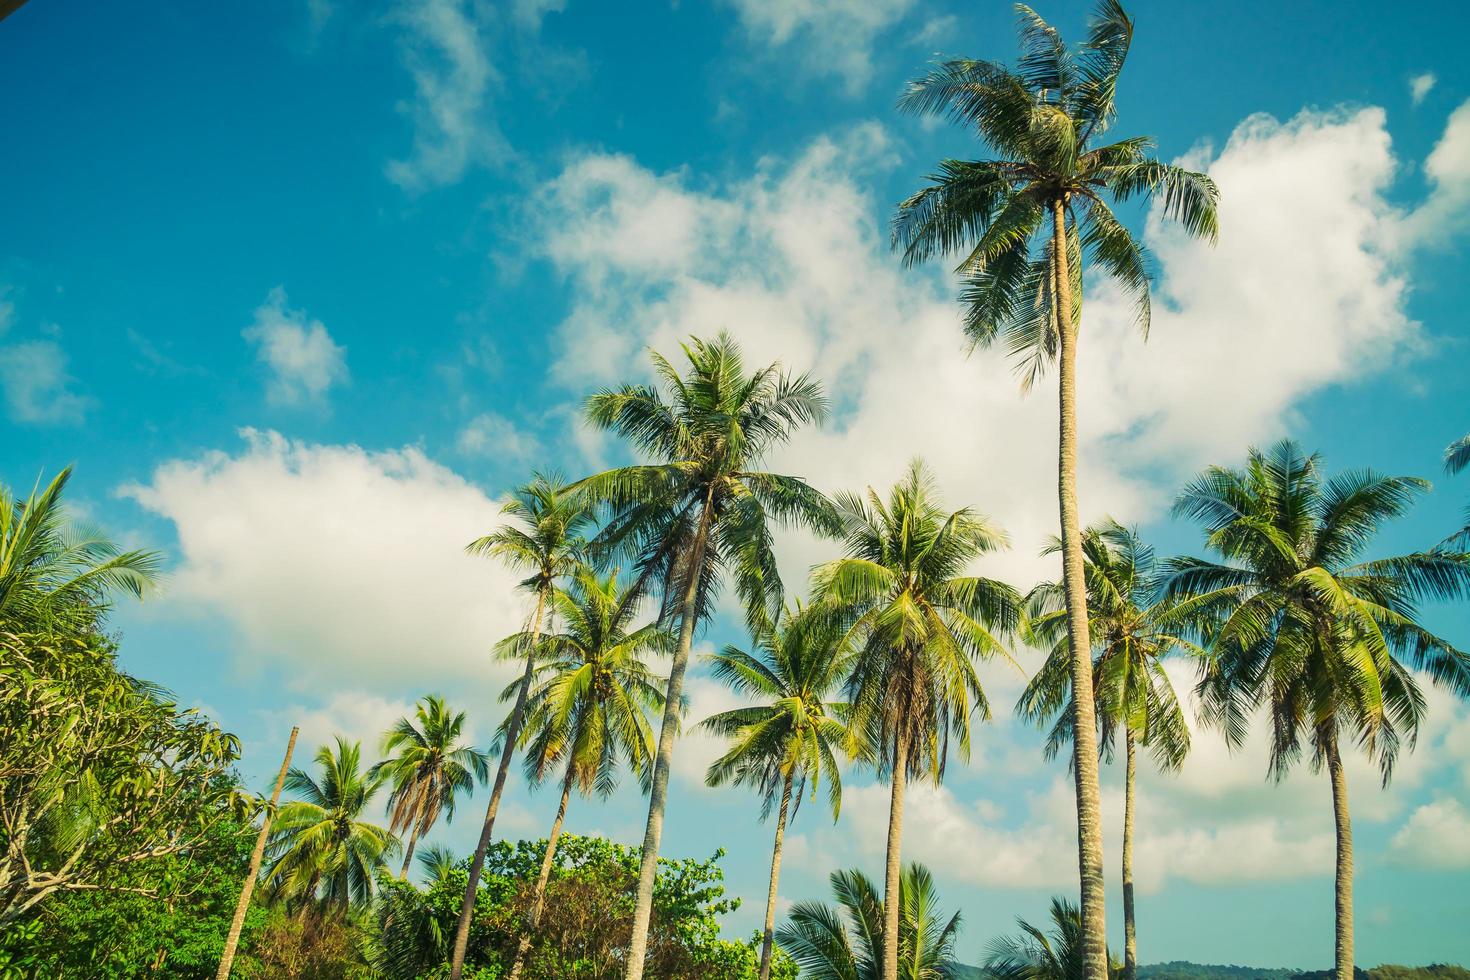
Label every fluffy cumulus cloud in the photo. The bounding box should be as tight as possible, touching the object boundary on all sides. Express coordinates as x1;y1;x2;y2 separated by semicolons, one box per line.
1390;797;1470;869
1405;98;1470;245
724;0;915;92
0;336;92;425
242;287;349;406
121;429;526;690
526;102;1470;885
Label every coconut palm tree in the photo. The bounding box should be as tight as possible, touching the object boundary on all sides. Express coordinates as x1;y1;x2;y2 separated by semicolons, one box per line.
265;737;397;913
1443;433;1469;548
371;696;489;879
813;460;1019;980
448;474;594;979
891;6;1219;972
1017;520;1197;980
415;844;460;886
504;567;668;980
0;467;161;633
775;863;963;980
985;898;1119;980
700;605;863;980
1165;440;1470;980
576;331;838;980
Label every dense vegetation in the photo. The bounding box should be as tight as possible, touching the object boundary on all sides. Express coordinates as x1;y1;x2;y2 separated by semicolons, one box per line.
1;2;1467;979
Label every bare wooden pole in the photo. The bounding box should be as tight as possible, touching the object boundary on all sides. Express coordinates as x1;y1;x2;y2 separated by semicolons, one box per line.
215;725;299;980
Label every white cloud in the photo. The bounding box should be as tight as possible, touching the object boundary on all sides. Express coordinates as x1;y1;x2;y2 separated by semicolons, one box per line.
1410;72;1437;106
386;0;508;192
457;410;543;461
242;287;348;406
1405;99;1470;246
511;0;565;31
264;690;417;765
724;0;915;93
0;337;92;425
1389;797;1470;869
120;429;528;690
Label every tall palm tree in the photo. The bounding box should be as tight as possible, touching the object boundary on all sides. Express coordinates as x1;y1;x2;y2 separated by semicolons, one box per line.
1017;520;1196;980
891;6;1219;972
265;737;397;912
371;695;490;879
504;567;668;980
775;863;963;980
1165;440;1470;980
448;474;594;979
0;467;161;633
1443;433;1469;548
813;460;1019;980
700;605;863;980
415;844;460;886
985;898;1119;980
576;331;838;980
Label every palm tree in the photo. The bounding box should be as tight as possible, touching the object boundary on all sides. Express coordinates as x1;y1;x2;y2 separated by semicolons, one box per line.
700;605;862;980
813;460;1019;980
0;467;161;633
504;567;668;980
265;737;397;912
371;695;489;879
1443;433;1469;548
775;863;963;980
891;6;1219;972
415;844;460;886
1017;520;1196;980
985;898;1119;980
448;474;594;979
1165;440;1470;980
576;331;838;980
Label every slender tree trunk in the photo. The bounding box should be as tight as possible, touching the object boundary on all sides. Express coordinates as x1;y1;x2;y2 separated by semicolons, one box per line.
1326;734;1354;980
882;728;909;980
216;725;298;980
623;492;715;980
758;768;797;980
448;588;549;980
1052;195;1109;980
508;767;577;980
1123;730;1137;980
398;821;423;881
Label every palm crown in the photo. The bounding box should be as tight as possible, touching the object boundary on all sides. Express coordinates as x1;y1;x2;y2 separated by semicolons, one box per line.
266;736;397;909
814;460;1020;779
892;1;1218;389
371;696;489;877
701;605;862;820
1166;440;1470;779
467;473;595;600
1019;520;1194;768
985;897;1118;980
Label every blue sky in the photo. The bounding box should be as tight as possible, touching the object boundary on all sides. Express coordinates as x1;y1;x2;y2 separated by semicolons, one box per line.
4;0;1470;967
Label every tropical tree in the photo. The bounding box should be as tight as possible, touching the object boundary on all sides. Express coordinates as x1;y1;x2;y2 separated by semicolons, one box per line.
0;467;160;633
449;474;594;979
1017;520;1196;979
1443;433;1469;548
504;568;668;980
890;5;1219;972
813;461;1019;980
700;605;863;980
775;863;963;980
984;898;1119;980
264;737;397;913
371;695;489;879
1165;440;1470;980
416;844;460;886
576;331;838;980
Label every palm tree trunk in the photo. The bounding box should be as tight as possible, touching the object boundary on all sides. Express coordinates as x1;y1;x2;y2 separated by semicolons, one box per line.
882;728;909;980
508;766;577;980
1326;733;1354;980
1052;195;1109;980
448;588;549;980
398;821;423;881
758;768;797;980
1123;730;1137;980
216;726;298;980
623;492;715;980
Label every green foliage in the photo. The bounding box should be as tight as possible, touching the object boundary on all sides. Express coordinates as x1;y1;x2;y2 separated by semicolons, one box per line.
984;897;1120;980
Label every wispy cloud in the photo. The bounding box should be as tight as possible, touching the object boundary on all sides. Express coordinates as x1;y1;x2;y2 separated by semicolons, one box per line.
0;335;93;426
242;286;348;407
1410;72;1437;106
723;0;916;94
